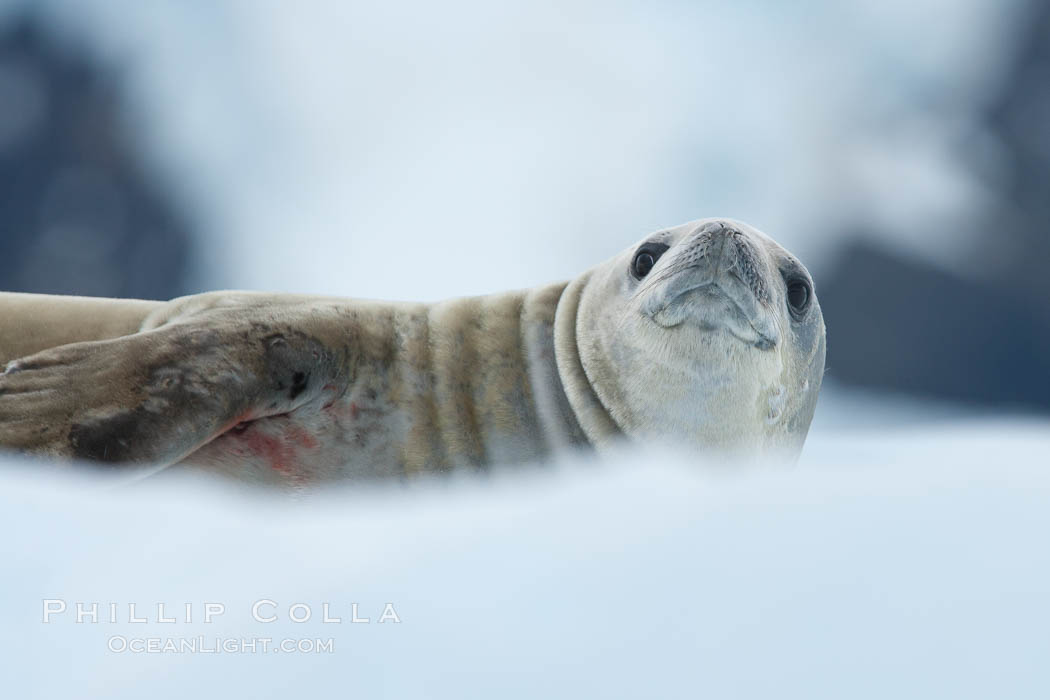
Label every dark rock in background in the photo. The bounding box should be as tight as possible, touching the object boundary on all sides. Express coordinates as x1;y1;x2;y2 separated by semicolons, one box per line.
981;0;1050;303
819;0;1050;412
0;17;195;300
819;239;1050;412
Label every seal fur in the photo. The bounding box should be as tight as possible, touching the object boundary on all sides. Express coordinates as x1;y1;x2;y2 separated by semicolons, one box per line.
0;218;825;484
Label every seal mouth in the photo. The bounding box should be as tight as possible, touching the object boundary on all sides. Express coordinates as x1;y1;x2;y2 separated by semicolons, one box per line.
646;277;779;350
637;224;780;350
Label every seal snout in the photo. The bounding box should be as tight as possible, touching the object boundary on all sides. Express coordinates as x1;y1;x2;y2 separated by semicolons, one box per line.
688;222;767;297
644;221;780;349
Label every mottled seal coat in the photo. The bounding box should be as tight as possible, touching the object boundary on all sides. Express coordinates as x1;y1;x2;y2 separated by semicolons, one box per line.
0;219;825;485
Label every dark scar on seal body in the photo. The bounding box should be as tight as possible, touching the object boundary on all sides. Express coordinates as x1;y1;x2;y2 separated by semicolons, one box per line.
69;406;169;463
289;371;309;400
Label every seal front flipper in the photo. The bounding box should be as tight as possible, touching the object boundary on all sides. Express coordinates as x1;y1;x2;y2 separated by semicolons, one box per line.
0;309;349;469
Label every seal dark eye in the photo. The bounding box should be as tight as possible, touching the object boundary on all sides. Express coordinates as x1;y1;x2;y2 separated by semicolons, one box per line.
631;243;669;280
786;278;811;315
634;253;655;278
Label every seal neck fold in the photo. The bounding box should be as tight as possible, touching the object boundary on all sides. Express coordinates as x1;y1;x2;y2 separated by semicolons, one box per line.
552;270;625;448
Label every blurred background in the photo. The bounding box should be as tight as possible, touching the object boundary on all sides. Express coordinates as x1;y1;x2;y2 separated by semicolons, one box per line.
4;4;1050;695
0;0;1047;419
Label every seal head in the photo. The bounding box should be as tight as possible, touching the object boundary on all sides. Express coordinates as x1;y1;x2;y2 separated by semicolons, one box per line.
556;218;826;459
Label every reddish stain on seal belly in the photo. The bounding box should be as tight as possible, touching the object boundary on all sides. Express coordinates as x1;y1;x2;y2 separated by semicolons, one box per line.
247;431;303;476
214;417;321;478
283;422;319;450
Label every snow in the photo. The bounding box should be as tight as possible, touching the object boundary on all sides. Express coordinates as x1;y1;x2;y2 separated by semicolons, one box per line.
2;405;1049;698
